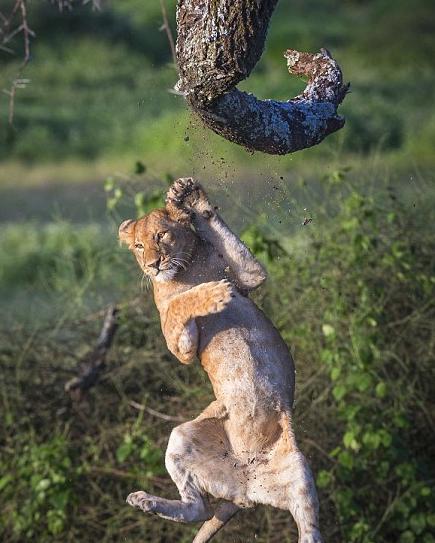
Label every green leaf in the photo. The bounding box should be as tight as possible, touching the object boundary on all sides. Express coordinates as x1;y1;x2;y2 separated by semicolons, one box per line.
116;437;134;463
49;490;70;511
362;431;381;449
322;324;335;338
331;367;341;381
317;470;333;489
107;197;118;211
356;373;372;392
36;478;51;492
410;513;426;535
378;429;392;448
333;384;347;401
104;176;114;192
338;450;354;469
343;431;359;451
0;474;12;491
400;530;416;543
376;381;387;398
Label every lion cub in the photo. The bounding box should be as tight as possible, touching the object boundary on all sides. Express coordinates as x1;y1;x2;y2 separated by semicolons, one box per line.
119;178;323;543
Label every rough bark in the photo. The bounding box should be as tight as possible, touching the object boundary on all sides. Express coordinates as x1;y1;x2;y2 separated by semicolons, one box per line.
176;0;348;155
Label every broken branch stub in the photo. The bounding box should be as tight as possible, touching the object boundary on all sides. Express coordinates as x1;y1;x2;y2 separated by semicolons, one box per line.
176;0;349;155
65;305;119;399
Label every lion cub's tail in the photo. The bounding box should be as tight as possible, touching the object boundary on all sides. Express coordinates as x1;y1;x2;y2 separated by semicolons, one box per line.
193;502;240;543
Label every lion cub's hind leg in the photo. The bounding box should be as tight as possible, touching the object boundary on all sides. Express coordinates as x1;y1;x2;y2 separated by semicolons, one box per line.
249;429;323;543
127;405;245;527
126;417;214;523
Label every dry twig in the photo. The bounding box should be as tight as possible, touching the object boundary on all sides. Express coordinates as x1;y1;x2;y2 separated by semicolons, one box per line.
159;0;176;66
0;0;35;124
65;305;119;398
129;400;186;422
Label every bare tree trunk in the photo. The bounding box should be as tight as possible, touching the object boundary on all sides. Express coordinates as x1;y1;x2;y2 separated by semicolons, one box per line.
176;0;348;155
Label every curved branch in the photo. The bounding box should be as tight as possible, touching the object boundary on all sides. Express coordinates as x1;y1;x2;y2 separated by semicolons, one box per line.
176;0;349;155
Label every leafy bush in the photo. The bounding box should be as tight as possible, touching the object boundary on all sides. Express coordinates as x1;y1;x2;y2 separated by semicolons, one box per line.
260;177;435;542
0;436;81;539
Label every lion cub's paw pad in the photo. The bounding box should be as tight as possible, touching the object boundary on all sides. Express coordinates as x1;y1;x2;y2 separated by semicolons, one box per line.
167;178;212;217
126;491;156;513
166;177;196;205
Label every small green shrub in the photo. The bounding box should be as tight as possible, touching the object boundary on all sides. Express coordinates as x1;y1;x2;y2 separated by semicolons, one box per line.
0;436;82;539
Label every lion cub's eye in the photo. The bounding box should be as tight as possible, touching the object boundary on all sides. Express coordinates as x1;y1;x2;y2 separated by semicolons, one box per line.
134;242;144;250
156;231;168;241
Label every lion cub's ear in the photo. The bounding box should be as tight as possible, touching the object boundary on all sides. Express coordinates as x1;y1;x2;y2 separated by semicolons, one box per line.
118;219;136;248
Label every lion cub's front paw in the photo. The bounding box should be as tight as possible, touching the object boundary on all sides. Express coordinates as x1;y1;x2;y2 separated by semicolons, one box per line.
166;177;195;207
167;177;214;219
198;279;234;316
126;490;156;513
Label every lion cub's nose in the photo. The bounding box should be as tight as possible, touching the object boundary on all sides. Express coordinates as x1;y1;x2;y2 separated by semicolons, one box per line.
146;257;161;270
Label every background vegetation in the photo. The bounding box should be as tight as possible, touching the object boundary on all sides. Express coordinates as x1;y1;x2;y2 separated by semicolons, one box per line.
0;1;434;542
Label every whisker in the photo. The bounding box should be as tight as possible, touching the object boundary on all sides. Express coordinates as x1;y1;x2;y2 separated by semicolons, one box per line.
170;258;187;270
172;256;190;265
170;257;190;266
173;251;192;258
140;272;146;292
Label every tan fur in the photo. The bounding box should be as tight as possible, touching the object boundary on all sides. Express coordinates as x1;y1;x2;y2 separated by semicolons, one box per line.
119;178;323;543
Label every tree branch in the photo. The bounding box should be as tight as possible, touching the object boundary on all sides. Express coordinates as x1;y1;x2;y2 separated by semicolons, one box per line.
175;0;349;155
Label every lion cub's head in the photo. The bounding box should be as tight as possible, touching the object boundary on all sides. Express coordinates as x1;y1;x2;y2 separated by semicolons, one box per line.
119;205;196;283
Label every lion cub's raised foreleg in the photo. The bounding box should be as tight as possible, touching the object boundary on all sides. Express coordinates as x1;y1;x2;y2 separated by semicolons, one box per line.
167;178;267;292
161;280;233;364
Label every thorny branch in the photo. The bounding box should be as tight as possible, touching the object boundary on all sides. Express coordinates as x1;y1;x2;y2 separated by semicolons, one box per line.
0;0;34;124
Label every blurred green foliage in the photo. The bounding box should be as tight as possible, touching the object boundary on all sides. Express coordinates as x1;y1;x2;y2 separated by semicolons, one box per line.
0;436;81;539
